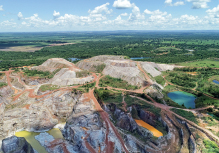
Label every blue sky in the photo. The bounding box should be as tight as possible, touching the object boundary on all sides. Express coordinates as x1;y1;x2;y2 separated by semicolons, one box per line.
0;0;219;31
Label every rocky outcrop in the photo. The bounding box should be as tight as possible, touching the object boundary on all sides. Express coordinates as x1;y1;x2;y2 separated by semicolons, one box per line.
1;136;34;153
0;86;13;105
123;134;148;153
1;90;81;138
138;109;157;126
22;77;49;86
114;108;138;132
35;132;76;153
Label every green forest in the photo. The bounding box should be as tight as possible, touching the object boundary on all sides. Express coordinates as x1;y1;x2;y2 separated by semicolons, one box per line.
2;31;219;70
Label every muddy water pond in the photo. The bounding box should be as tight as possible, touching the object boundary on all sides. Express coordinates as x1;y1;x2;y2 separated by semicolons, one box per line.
15;128;63;153
135;120;163;137
168;91;196;109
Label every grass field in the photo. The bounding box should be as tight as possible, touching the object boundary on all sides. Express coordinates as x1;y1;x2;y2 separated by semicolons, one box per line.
179;59;219;68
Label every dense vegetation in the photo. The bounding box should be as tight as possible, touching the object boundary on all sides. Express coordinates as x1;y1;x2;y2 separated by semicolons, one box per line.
170;108;198;124
154;75;165;86
203;139;219;153
23;69;54;78
2;31;219;70
174;67;219;99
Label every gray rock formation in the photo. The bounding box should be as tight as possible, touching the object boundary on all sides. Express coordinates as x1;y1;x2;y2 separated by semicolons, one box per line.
139;109;157;126
114;108;138;132
35;132;77;153
1;136;34;153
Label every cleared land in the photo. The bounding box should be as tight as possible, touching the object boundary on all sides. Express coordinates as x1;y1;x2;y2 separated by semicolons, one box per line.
0;43;75;52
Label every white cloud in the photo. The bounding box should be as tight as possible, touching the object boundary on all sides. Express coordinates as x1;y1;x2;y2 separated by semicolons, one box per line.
0;5;3;11
88;3;112;14
173;1;185;6
180;14;198;20
144;9;152;14
186;0;210;9
165;0;184;6
113;0;133;9
128;4;144;21
2;2;219;31
165;0;172;5
206;5;219;18
121;13;128;16
53;11;60;19
17;12;23;20
0;20;16;27
144;9;171;23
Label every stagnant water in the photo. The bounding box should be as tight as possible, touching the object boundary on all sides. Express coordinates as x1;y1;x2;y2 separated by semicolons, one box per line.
15;128;63;153
168;91;196;109
135;120;163;137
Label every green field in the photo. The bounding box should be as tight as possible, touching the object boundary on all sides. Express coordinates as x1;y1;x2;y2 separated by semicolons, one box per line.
179;59;219;68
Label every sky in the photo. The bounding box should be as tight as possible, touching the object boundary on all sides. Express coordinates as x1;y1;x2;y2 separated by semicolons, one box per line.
0;0;219;32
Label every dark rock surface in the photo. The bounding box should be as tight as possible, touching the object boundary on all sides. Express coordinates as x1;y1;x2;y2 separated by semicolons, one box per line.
1;136;34;153
138;109;157;126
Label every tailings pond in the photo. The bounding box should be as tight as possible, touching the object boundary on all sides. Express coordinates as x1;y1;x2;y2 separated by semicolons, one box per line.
15;128;63;153
168;91;196;108
135;120;163;137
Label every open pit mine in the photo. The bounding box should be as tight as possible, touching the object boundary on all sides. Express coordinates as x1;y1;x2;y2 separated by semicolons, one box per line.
0;56;218;153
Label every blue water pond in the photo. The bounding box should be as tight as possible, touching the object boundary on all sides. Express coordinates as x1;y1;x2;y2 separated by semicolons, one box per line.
213;80;219;84
167;91;196;109
68;58;81;62
130;57;151;60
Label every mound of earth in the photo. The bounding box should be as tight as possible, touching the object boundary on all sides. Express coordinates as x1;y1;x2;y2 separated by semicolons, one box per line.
77;56;146;86
103;59;146;86
32;58;94;86
141;62;180;77
49;68;94;86
32;58;80;72
76;55;125;72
